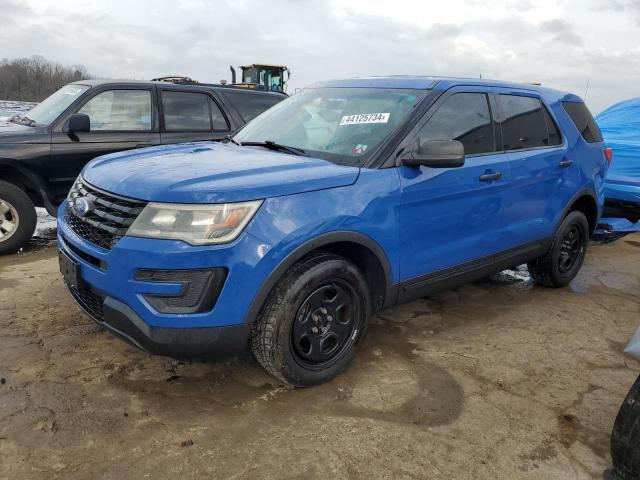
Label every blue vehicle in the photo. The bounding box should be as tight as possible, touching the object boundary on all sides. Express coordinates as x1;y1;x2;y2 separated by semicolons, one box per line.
596;98;640;223
57;76;610;386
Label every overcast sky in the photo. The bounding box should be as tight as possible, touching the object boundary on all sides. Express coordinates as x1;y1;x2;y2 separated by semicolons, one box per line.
2;0;639;113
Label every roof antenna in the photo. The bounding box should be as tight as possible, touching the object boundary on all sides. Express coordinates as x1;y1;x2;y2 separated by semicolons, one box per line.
584;79;590;101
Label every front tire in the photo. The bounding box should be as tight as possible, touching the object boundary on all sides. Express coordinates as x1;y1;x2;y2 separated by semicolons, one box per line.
528;210;589;288
0;180;37;255
251;252;371;387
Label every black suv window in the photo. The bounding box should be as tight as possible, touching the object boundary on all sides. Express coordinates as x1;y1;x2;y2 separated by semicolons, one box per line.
498;95;549;150
162;91;211;131
562;101;603;143
209;99;229;131
222;90;282;122
417;93;495;155
78;89;152;131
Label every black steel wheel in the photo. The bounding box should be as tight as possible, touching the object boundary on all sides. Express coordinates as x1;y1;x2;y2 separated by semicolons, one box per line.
251;252;370;387
557;224;583;274
290;281;360;370
528;210;589;288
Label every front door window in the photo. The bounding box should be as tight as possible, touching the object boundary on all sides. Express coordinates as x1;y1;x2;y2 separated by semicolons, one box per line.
78;90;152;131
416;93;495;155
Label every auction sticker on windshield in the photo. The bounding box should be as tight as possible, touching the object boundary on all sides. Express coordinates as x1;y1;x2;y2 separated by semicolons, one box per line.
340;113;390;126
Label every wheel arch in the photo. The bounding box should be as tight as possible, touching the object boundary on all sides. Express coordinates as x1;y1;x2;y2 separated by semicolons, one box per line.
242;231;394;326
0;160;54;213
561;189;599;234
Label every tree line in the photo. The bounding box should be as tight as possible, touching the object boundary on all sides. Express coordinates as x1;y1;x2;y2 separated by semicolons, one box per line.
0;55;94;102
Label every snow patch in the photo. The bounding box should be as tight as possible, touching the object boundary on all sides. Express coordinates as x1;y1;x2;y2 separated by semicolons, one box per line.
35;207;57;240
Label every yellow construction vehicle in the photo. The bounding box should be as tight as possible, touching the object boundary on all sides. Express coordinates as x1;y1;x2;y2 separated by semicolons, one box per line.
229;64;290;93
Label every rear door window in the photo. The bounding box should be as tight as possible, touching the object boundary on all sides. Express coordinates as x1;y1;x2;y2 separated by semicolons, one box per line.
222;91;283;122
78;89;152;131
497;95;549;150
543;107;562;146
209;99;230;131
162;91;211;131
562;101;603;143
417;92;495;155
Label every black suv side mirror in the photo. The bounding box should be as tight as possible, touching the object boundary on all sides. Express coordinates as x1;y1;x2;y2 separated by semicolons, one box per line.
402;139;465;168
68;113;90;133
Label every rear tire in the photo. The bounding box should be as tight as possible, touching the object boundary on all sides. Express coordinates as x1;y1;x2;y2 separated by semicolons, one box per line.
611;374;640;480
250;252;371;387
527;210;589;288
0;180;37;255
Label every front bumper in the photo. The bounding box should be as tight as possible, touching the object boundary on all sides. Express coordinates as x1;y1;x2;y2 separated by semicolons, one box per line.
57;202;270;359
65;281;250;359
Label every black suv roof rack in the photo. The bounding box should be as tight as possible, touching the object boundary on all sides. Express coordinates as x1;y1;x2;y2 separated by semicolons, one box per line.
151;76;199;84
150;75;286;95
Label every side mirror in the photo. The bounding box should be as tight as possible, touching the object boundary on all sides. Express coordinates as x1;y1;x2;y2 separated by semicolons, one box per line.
68;113;90;133
402;139;465;168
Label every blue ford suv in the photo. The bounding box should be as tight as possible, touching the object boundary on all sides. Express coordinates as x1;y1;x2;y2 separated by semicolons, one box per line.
57;76;610;386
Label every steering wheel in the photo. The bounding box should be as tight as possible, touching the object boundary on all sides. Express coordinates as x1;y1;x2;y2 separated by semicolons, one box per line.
325;131;373;152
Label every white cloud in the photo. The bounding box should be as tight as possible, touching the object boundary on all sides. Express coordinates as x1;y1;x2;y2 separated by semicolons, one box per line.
1;0;638;112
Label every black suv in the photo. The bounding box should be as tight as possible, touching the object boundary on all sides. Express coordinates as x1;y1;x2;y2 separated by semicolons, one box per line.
0;80;285;254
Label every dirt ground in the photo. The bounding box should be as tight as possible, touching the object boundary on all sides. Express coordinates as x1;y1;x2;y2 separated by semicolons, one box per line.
1;235;639;480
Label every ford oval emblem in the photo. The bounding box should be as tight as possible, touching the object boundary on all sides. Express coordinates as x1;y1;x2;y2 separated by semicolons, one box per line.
72;197;93;217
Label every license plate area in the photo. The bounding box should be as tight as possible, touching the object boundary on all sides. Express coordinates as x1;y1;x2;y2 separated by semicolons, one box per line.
59;249;86;289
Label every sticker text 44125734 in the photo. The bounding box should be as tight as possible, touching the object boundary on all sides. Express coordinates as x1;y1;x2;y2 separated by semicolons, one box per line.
339;113;390;126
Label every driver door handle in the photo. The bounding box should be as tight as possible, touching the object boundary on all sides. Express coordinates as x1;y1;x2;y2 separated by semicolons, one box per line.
559;159;573;167
479;172;502;182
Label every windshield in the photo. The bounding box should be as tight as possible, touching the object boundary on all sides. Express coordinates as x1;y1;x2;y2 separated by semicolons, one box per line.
234;87;427;166
21;84;90;125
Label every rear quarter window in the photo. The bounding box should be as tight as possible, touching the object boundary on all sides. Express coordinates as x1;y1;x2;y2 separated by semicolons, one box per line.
222;91;284;122
562;101;603;143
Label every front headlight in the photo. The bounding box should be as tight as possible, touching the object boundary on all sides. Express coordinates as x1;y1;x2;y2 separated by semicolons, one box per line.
127;200;263;245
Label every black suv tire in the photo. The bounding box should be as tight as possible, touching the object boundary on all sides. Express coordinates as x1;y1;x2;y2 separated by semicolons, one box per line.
528;210;589;288
251;252;371;387
611;374;640;480
0;180;37;255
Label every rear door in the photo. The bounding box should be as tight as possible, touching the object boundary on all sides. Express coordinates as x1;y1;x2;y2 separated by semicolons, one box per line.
159;89;231;144
494;92;577;247
50;85;159;200
397;87;511;282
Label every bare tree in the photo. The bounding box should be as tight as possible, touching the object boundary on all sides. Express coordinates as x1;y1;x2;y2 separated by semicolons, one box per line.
0;56;94;102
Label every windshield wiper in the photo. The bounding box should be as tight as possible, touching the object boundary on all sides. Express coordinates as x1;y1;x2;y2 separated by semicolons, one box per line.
9;115;36;126
242;140;306;156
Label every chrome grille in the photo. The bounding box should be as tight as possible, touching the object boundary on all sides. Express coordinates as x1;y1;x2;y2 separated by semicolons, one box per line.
66;178;147;250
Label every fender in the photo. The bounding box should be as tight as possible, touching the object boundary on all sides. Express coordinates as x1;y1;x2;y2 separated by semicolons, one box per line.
241;231;394;326
0;159;58;215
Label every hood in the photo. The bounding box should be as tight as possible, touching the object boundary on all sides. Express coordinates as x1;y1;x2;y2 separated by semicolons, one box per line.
82;142;360;203
0;119;50;144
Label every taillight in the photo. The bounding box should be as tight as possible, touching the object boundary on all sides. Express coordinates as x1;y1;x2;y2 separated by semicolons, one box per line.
604;147;613;165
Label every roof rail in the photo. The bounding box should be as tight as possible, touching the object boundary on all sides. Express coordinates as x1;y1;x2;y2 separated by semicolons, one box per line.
149;76;287;95
151;76;199;84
